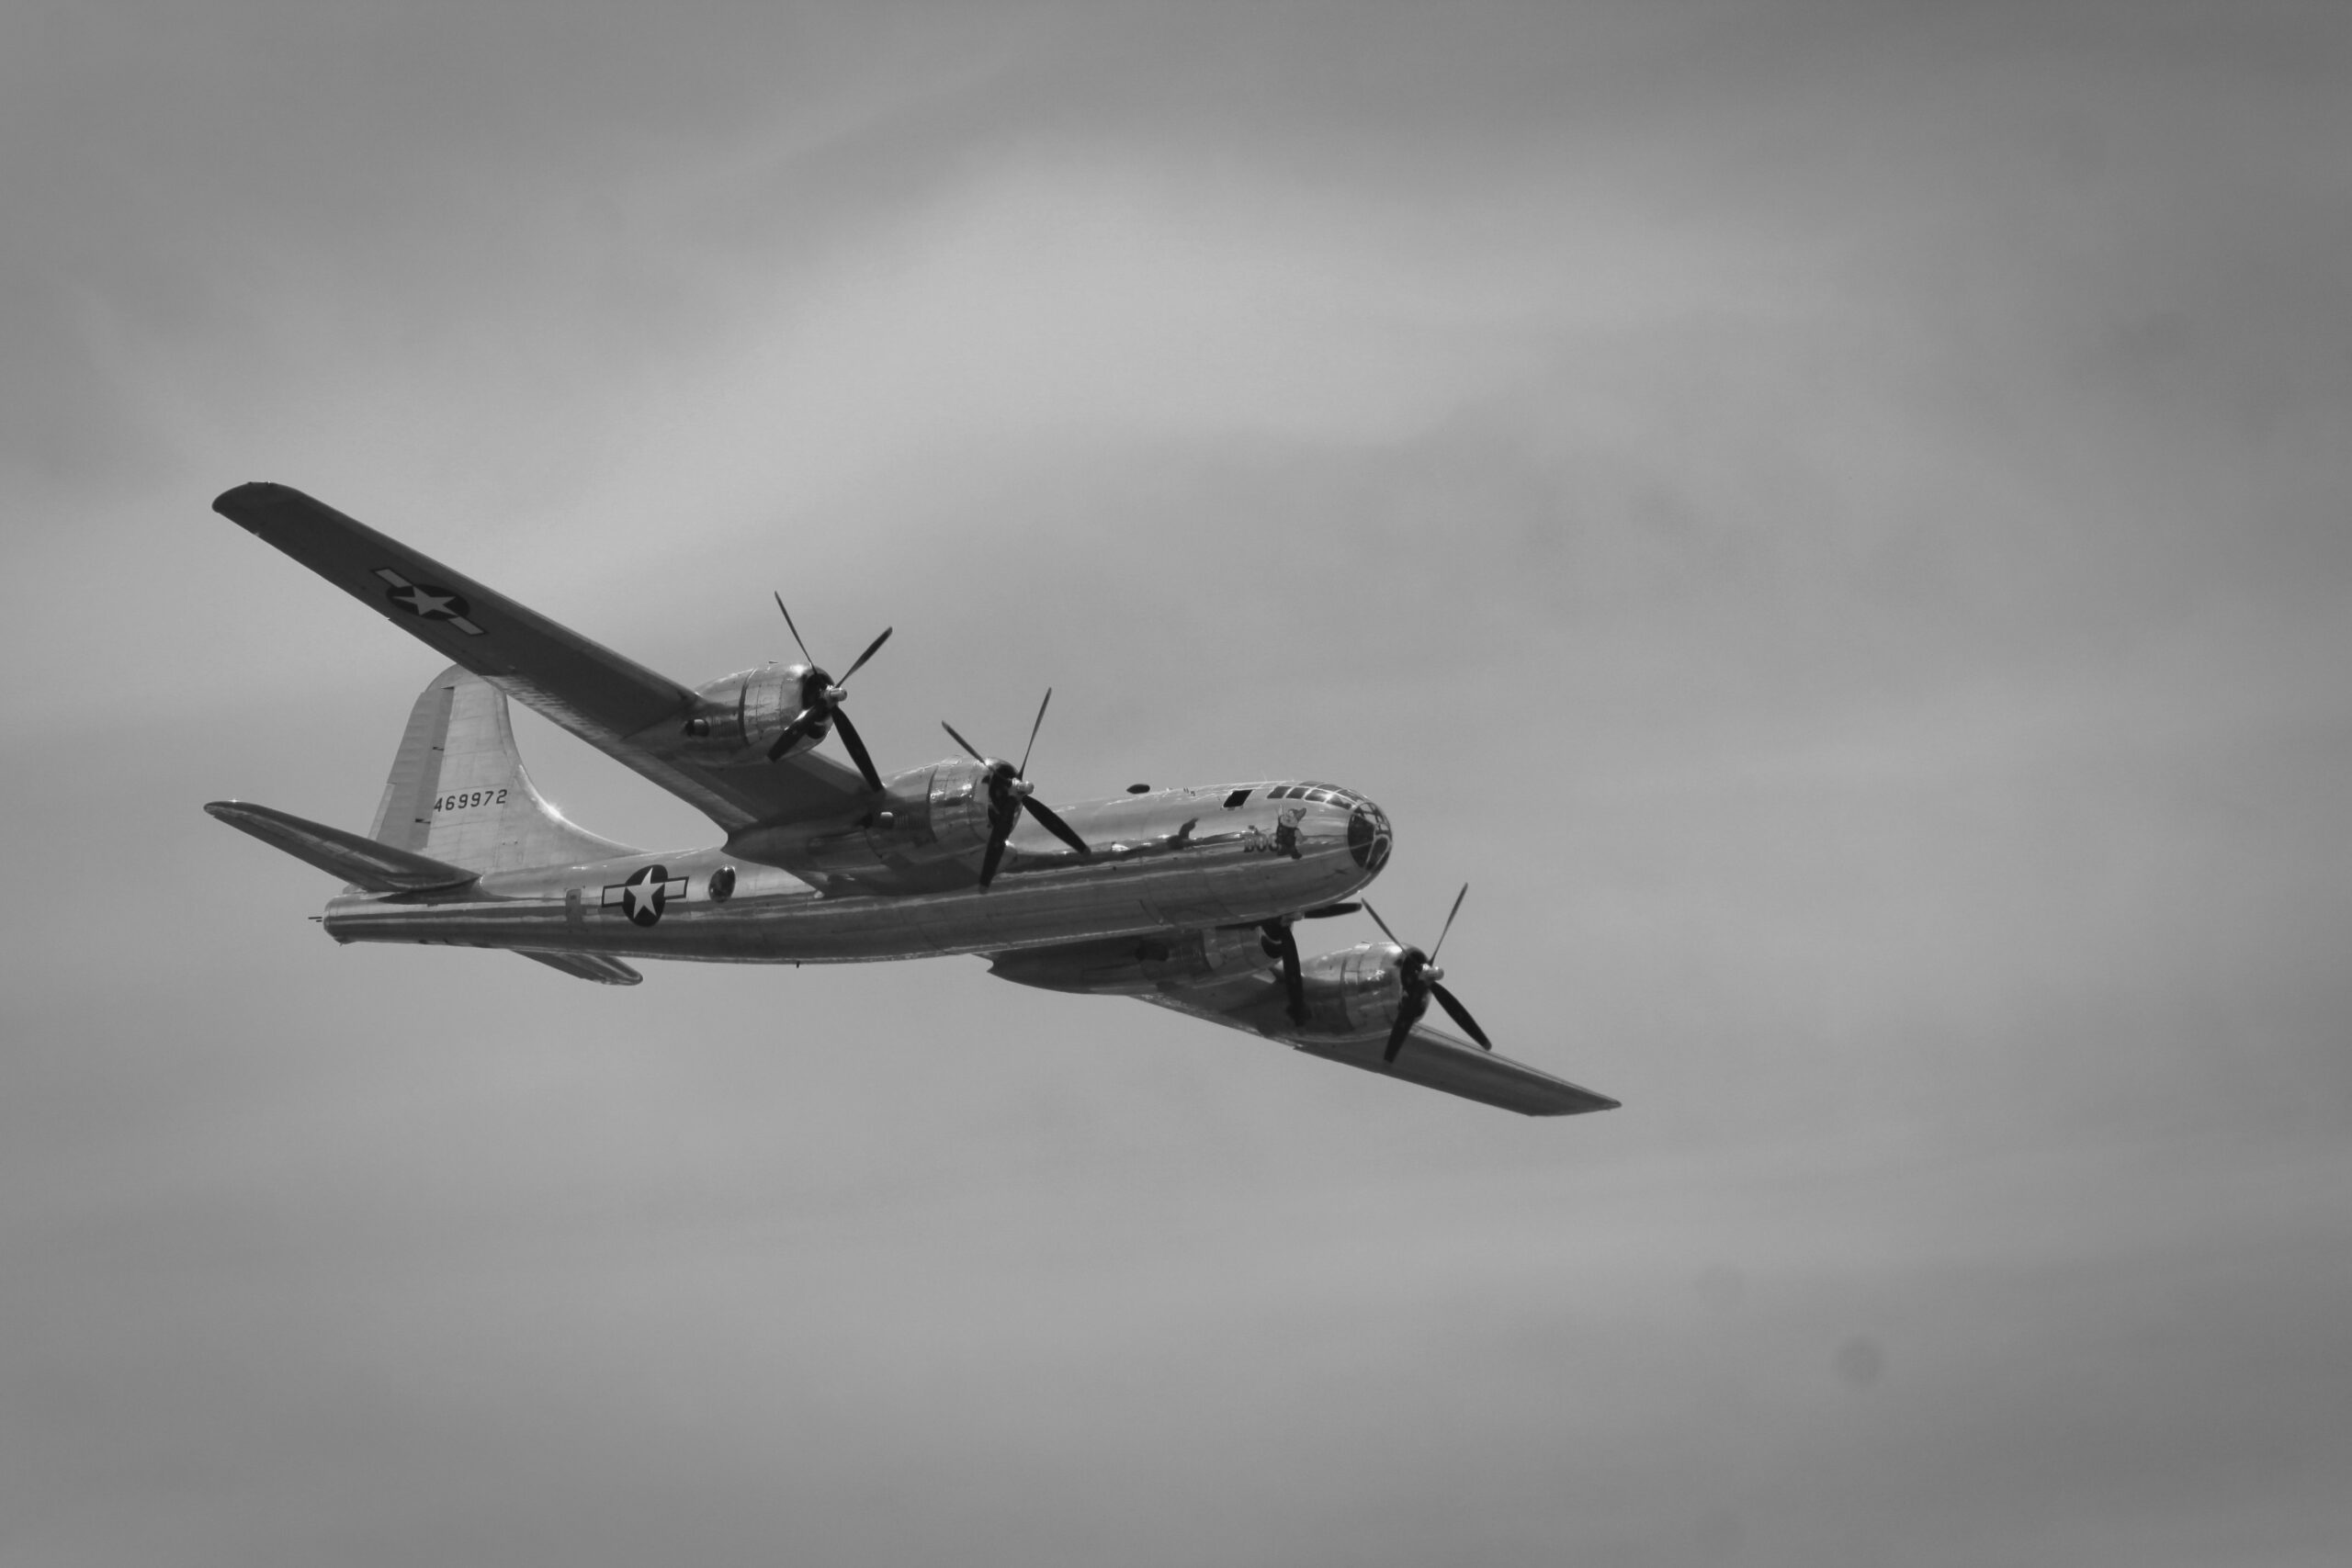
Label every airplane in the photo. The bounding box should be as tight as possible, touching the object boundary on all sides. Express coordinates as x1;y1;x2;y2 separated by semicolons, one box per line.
202;483;1619;1118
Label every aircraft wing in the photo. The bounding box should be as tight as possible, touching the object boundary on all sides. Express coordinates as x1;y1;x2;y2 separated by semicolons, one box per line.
991;953;1618;1118
213;482;867;832
1149;984;1618;1117
1278;1014;1620;1117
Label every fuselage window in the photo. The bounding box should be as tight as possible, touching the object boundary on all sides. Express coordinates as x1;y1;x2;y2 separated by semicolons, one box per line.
1223;788;1252;808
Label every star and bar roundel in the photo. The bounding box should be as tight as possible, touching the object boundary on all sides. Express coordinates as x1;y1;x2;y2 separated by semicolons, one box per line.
374;568;486;636
602;864;689;927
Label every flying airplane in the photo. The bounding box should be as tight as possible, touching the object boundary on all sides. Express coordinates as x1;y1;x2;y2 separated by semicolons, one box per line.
203;484;1618;1118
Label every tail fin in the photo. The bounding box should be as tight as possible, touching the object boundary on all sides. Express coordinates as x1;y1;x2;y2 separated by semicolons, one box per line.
371;665;637;874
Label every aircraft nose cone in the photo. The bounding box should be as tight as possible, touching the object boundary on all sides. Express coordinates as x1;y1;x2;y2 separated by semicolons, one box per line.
1348;799;1393;872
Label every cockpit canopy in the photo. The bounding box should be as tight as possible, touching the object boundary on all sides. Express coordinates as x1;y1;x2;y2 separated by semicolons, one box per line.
1257;780;1368;808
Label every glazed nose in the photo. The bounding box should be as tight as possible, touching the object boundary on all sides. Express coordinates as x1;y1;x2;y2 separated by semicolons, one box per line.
1347;801;1393;871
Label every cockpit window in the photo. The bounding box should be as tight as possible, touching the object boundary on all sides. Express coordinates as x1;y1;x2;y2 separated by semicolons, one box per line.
1267;784;1294;799
1223;788;1252;808
1306;788;1337;804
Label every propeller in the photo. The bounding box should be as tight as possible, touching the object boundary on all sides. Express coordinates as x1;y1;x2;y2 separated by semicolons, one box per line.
1362;883;1492;1064
1254;902;1361;1024
766;594;891;793
941;689;1093;888
1260;919;1308;1025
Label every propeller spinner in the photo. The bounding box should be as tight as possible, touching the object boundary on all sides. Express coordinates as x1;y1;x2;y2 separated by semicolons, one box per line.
767;594;890;793
941;689;1093;888
1363;883;1492;1064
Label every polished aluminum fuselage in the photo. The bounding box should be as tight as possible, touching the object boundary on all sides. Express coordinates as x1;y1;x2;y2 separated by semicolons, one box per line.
322;780;1388;964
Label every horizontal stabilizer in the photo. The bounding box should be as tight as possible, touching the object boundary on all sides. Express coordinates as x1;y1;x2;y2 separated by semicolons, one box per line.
205;800;478;893
517;950;642;985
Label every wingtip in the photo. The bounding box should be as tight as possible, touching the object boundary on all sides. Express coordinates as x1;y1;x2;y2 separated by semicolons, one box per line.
211;480;297;528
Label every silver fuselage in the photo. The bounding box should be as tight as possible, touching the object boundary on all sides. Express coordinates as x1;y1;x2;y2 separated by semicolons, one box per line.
323;779;1391;964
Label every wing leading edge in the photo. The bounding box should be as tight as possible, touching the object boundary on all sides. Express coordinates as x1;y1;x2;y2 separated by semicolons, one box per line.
212;482;868;832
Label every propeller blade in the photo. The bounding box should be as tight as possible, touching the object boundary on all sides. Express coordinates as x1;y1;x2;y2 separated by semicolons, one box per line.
830;706;884;794
839;626;892;684
772;593;814;666
1361;899;1404;949
1383;991;1427;1065
1021;795;1092;860
945;694;1083;883
978;824;1011;888
941;720;988;765
1017;687;1052;778
1430;882;1469;964
766;709;816;761
1301;901;1360;919
1429;980;1491;1050
1261;919;1306;1025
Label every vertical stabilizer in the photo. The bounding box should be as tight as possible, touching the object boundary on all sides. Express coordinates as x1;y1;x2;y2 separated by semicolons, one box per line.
370;665;638;874
368;678;452;852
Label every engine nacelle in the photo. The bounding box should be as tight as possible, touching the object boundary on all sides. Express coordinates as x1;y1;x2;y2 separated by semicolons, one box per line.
786;758;1002;876
669;664;827;765
989;925;1272;995
1295;942;1412;1036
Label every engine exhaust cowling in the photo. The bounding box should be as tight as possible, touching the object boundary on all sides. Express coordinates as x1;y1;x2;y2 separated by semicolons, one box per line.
785;758;1002;877
1291;942;1416;1037
671;665;828;765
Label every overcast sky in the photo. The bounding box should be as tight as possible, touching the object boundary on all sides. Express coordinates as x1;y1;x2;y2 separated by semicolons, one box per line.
5;4;2350;1564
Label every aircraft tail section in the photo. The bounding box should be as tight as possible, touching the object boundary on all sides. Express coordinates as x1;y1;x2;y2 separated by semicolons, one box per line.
205;800;477;892
372;664;638;874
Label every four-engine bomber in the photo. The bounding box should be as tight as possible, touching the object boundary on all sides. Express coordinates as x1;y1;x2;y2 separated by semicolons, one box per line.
202;481;1617;1117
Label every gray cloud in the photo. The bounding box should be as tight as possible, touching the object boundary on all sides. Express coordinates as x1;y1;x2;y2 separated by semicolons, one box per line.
5;3;2350;1564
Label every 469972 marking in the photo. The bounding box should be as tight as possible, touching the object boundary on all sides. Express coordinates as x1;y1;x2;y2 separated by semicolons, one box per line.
435;787;507;812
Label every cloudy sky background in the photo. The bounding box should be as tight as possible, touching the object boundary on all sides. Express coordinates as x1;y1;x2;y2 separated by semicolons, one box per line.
5;3;2349;1563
